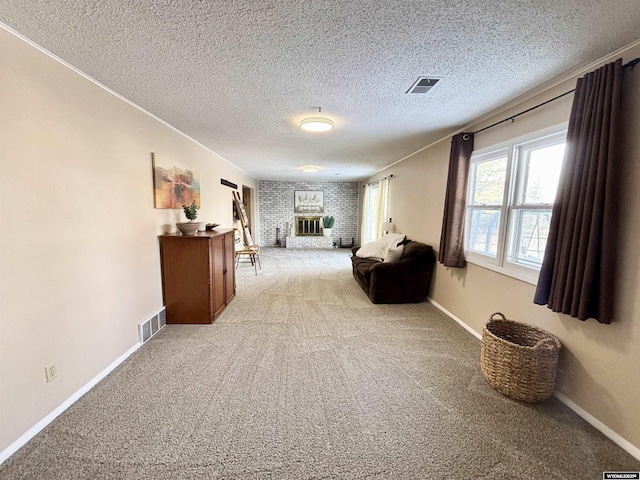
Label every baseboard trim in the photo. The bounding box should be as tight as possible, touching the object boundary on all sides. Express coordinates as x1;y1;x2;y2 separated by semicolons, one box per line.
427;297;482;340
426;297;640;462
0;342;141;465
554;392;640;461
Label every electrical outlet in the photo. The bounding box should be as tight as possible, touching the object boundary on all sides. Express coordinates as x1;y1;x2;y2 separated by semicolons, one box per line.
45;363;58;383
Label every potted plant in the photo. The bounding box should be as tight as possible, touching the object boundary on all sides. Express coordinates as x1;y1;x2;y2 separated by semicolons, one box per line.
176;200;200;235
322;215;334;237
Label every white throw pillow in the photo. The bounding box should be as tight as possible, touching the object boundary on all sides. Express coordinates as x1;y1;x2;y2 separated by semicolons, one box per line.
356;233;406;259
355;238;387;259
381;233;406;248
383;245;404;263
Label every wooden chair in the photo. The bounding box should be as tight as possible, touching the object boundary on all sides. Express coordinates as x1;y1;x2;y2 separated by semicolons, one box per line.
234;229;261;275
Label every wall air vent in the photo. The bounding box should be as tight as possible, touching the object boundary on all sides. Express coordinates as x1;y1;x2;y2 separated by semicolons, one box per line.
139;307;166;345
407;77;440;94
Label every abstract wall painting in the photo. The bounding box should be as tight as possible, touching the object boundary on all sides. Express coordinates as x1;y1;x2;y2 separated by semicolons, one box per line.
294;190;324;213
152;153;200;209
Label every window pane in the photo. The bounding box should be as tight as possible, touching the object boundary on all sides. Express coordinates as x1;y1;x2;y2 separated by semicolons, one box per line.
524;143;564;204
471;157;507;205
466;209;501;256
509;209;552;267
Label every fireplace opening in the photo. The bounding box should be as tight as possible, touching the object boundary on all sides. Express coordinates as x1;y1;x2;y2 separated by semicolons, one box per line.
296;216;322;236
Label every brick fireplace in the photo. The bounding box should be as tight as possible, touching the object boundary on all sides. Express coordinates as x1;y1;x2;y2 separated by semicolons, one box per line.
286;215;333;249
257;181;359;248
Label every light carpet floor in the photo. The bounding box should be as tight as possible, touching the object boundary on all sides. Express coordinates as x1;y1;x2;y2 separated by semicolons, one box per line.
1;248;639;479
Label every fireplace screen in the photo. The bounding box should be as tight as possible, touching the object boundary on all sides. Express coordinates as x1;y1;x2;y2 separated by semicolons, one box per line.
296;216;323;236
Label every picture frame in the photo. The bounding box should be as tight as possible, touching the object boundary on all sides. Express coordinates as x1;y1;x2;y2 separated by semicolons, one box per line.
294;190;324;213
152;153;200;209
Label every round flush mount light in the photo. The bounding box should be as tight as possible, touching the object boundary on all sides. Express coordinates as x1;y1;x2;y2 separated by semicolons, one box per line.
300;116;334;132
300;165;322;172
299;107;334;132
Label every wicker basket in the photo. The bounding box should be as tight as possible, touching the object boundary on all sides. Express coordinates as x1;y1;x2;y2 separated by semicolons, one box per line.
481;313;561;402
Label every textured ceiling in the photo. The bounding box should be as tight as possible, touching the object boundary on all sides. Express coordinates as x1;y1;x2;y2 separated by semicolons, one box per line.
2;1;640;181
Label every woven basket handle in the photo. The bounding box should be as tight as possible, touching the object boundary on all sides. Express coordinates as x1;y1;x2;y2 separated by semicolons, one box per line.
534;337;557;350
490;312;507;321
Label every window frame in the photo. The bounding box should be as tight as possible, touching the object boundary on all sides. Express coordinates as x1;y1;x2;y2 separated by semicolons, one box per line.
464;124;568;285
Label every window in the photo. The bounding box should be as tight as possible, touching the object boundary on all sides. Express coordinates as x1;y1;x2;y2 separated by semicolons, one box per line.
465;127;566;284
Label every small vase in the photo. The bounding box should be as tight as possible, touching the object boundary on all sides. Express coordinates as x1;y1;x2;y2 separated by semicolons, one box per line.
176;222;199;236
323;228;332;237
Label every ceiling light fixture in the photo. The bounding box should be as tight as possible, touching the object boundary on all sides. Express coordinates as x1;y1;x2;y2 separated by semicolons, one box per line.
300;107;334;132
300;165;321;172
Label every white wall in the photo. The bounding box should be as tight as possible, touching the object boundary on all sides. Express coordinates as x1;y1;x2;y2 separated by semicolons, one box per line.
0;28;256;454
360;43;640;454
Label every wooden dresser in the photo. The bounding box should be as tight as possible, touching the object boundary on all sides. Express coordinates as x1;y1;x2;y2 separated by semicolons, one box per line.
159;229;235;324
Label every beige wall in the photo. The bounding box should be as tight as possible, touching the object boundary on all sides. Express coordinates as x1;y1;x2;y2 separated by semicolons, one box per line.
0;29;256;453
361;44;640;451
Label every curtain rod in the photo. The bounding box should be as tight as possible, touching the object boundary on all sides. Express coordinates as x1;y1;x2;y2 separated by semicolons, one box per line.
473;56;640;136
363;174;393;187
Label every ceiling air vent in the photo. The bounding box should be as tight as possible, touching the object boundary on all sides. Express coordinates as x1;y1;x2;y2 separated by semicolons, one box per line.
407;77;440;94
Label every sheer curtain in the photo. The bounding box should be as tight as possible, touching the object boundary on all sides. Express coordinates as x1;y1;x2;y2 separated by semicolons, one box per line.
360;184;371;244
376;177;390;239
534;59;623;323
360;177;390;244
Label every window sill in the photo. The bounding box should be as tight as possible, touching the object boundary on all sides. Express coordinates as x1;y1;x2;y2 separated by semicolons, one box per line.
465;254;540;286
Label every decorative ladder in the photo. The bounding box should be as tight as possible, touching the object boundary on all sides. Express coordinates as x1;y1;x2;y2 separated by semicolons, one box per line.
232;190;253;245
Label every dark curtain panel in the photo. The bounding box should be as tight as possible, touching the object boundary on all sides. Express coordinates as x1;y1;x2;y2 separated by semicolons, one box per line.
438;132;474;268
534;59;623;324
